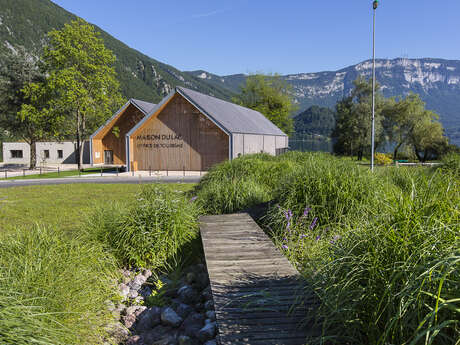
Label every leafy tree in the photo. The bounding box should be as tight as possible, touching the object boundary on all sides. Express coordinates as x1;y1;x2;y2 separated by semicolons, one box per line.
39;19;124;169
294;105;336;137
383;93;448;161
0;47;58;168
232;74;296;135
332;77;385;160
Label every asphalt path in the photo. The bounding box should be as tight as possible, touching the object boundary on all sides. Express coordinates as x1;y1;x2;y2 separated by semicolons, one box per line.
0;176;201;188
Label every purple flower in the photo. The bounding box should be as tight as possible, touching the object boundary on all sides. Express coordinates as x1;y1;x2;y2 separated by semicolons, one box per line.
315;235;321;241
282;244;289;250
300;234;307;239
303;207;311;217
283;237;288;242
189;196;198;202
310;217;318;230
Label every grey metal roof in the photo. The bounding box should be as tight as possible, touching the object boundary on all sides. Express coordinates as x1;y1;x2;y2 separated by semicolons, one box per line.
176;87;287;136
131;99;156;115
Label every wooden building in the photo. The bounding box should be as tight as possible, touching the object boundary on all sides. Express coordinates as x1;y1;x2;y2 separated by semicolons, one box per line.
90;87;288;171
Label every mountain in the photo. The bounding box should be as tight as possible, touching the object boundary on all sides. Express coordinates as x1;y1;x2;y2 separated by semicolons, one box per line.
0;0;234;105
187;59;460;146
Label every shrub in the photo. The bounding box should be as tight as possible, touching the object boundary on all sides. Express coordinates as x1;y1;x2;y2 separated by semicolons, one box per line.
89;184;200;269
440;152;460;176
0;226;118;345
374;152;393;165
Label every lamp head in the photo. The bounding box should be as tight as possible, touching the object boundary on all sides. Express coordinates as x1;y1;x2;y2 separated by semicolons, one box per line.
373;0;379;9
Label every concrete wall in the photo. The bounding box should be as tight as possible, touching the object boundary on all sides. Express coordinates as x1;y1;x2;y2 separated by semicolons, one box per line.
3;142;30;166
2;141;90;166
232;134;288;159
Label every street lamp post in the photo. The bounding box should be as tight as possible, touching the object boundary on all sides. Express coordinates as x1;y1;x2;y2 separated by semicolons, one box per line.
371;0;378;171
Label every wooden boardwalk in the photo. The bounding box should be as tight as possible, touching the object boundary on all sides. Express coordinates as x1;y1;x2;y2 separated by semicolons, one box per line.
200;213;310;345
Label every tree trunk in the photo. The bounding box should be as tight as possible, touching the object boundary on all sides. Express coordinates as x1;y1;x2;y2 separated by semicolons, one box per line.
357;149;363;161
29;140;36;169
393;142;402;161
76;110;81;170
414;145;423;162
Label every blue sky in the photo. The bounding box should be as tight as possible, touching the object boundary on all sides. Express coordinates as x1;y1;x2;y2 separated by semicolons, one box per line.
51;1;459;76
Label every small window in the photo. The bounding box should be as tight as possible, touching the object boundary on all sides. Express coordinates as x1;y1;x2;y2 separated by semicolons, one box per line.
44;150;50;159
57;150;63;159
11;150;23;159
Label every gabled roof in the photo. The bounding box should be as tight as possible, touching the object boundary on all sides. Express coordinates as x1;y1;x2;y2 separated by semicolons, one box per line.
90;98;156;139
131;99;157;115
176;87;286;136
126;87;287;138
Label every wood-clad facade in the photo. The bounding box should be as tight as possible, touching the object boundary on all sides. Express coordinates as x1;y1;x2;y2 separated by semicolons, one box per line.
129;94;229;171
91;103;145;165
91;87;289;172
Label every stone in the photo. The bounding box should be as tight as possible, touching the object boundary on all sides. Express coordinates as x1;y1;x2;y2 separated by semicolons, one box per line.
161;307;183;328
126;305;142;316
205;311;216;321
134;296;144;305
126;335;142;345
142;325;174;345
178;335;193;345
129;274;147;290
105;300;116;311
178;285;199;304
136;306;161;332
106;321;129;343
196;272;209;290
204;340;217;345
204;300;214;311
204;319;212;325
175;303;194;319
194;303;204;312
180;313;205;338
122;313;137;329
201;286;212;301
185;272;196;285
197;322;216;342
134;306;147;317
128;289;139;299
140;286;153;298
119;283;130;297
143;269;153;279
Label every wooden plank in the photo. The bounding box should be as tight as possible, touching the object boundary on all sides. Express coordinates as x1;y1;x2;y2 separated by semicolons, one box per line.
200;213;310;345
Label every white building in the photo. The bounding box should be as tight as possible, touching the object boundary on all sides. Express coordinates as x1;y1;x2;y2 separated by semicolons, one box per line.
2;141;90;166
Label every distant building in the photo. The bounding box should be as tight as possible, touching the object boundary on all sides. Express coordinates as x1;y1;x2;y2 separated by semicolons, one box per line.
90;87;289;171
2;141;90;166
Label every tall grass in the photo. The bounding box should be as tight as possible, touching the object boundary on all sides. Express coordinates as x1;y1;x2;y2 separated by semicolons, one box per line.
88;184;200;269
0;226;118;345
196;152;460;344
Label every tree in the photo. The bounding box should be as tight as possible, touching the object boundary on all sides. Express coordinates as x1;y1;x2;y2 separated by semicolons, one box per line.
332;77;385;160
232;74;296;135
383;93;448;161
0;47;57;168
40;19;124;169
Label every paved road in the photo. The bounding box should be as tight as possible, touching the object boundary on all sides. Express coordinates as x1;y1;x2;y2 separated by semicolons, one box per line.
0;176;201;188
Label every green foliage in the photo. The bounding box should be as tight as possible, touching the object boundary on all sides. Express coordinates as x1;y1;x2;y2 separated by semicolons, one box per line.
0;226;119;345
440;152;460;176
88;184;200;269
195;153;460;344
332;77;386;160
232;74;296;135
294;105;336;137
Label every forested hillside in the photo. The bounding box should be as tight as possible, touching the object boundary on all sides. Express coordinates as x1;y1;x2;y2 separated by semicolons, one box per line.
0;0;234;104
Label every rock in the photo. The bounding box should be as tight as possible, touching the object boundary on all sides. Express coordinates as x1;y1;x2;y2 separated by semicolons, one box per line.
185;272;196;285
204;300;214;311
140;286;153;298
130;274;147;290
205;311;216;321
196;272;209;290
119;283;130;297
204;319;212;325
180;313;205;338
178;285;199;304
201;286;212;301
204;340;217;345
134;296;144;305
126;305;142;316
136;306;161;332
161;307;183;328
143;269;153;279
178;335;193;345
128;289;139;299
142;325;175;345
176;303;194;319
106;321;129;343
122;313;137;329
134;306;147;317
194;303;204;312
197;322;216;342
105;300;116;311
126;335;142;345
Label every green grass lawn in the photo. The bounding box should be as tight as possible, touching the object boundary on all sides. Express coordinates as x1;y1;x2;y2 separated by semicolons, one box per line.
0;183;195;233
2;167;118;180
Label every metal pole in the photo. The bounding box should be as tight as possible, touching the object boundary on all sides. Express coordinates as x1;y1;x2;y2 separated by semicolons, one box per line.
371;1;377;171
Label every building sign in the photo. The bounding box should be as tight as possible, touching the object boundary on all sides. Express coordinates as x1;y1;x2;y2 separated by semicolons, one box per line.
136;133;184;149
